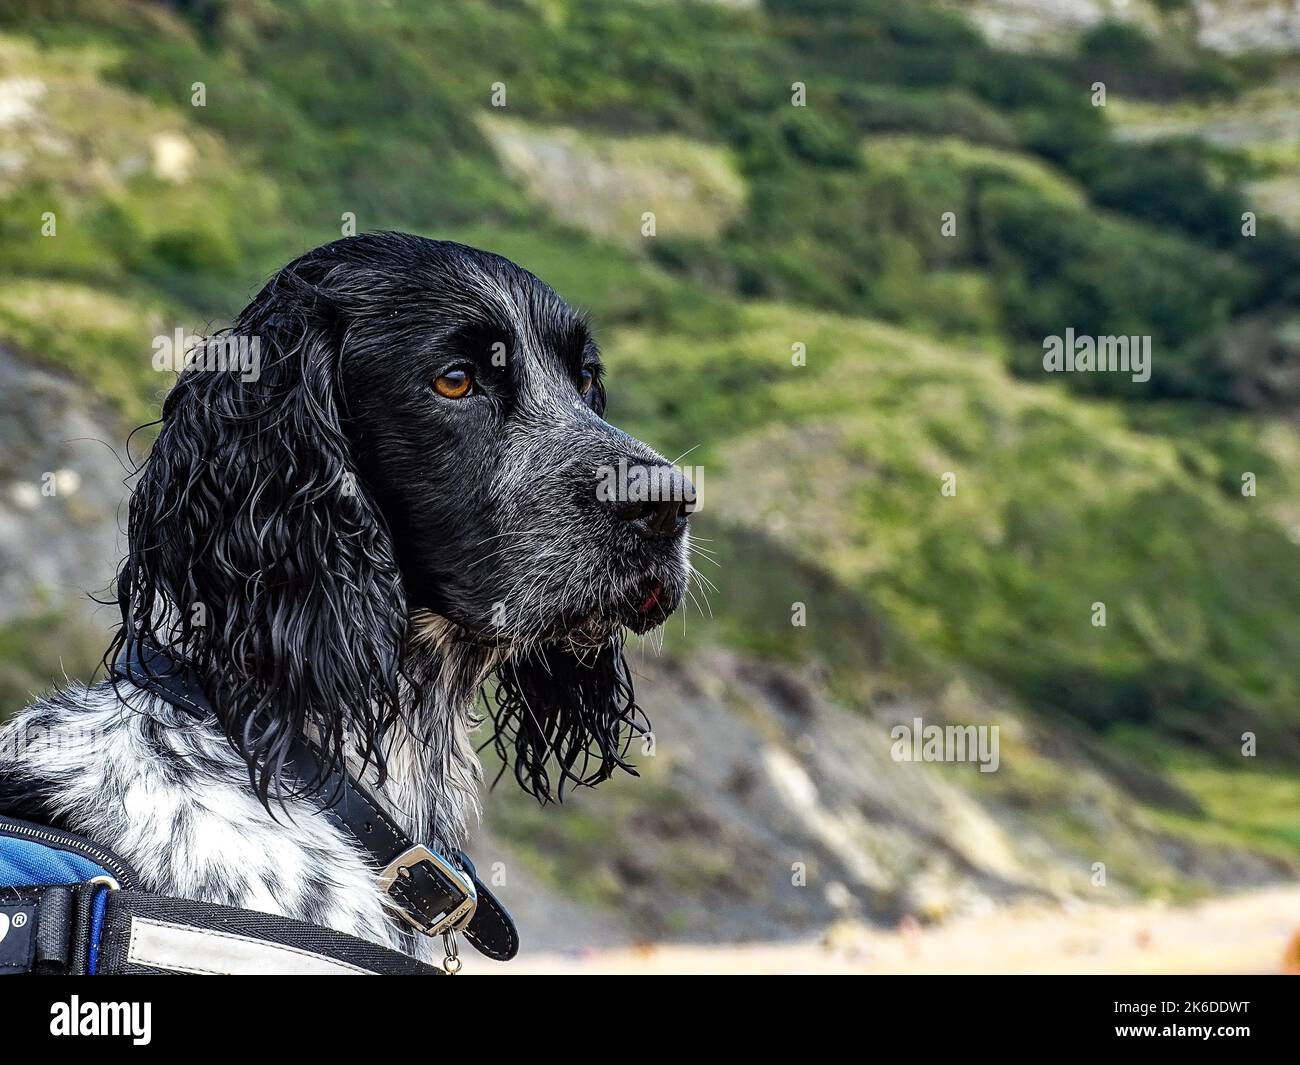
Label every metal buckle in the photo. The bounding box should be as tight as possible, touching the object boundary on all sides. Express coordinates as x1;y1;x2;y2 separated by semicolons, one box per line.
377;844;477;937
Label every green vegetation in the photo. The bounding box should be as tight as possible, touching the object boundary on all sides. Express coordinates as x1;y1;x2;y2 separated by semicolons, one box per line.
612;304;1300;762
2;1;1293;404
0;612;106;713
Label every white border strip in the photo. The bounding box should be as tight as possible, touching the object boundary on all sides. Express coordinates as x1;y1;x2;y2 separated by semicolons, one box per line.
126;916;373;975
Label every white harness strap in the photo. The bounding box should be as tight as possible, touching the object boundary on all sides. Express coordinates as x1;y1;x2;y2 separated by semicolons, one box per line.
126;916;373;976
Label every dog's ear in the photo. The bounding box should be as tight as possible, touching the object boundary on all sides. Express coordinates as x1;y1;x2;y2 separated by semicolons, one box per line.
111;266;407;804
486;636;650;802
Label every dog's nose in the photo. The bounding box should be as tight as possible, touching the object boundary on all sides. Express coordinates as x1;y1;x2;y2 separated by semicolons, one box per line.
607;463;695;539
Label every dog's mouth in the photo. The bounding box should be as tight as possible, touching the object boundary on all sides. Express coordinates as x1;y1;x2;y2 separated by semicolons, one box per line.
640;579;664;615
620;574;682;634
435;559;688;649
538;573;684;645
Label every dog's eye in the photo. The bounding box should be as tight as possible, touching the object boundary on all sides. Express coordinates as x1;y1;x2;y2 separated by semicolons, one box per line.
579;367;596;395
433;369;473;399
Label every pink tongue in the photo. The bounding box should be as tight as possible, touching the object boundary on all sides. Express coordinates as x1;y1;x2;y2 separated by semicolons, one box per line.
639;581;663;614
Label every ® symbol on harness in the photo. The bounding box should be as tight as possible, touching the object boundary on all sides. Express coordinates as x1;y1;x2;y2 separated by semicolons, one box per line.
0;903;37;972
0;910;21;943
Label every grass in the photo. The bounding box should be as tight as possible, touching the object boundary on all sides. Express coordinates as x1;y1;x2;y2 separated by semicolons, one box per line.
0;611;106;713
0;278;176;424
1158;760;1300;856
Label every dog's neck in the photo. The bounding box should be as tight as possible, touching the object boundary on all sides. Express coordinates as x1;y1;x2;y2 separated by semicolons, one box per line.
347;612;501;855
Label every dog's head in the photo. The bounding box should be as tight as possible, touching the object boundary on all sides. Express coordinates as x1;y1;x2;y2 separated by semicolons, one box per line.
337;236;693;643
114;233;694;802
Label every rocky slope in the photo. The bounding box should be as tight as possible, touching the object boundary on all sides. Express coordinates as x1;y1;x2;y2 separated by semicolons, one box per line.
954;0;1300;55
0;343;124;707
471;629;1297;951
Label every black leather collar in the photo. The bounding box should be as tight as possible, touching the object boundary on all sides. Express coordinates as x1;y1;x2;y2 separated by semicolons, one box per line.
112;638;518;962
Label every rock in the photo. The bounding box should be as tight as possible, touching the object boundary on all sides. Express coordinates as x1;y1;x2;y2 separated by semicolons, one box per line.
0;342;125;628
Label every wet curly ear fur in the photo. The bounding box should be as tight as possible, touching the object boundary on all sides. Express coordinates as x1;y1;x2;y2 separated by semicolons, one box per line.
108;265;408;804
486;637;650;803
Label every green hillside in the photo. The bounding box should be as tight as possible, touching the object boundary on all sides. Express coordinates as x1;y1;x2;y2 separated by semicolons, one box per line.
2;0;1298;920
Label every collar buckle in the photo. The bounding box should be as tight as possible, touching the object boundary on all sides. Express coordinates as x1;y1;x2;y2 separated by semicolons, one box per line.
378;844;478;937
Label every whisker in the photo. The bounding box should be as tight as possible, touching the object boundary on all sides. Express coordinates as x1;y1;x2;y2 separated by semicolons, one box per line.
666;443;702;468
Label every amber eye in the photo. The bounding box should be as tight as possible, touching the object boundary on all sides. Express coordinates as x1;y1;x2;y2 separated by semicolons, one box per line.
579;367;596;395
433;369;472;399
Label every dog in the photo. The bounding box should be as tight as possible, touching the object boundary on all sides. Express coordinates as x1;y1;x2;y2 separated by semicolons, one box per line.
0;232;695;964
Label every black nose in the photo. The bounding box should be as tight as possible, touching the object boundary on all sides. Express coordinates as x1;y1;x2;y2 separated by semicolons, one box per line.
606;463;695;539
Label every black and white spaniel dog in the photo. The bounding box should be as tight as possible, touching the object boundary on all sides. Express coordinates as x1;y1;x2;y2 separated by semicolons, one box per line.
0;232;693;963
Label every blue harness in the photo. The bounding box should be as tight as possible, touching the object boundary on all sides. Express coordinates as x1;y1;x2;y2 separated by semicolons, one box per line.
0;817;129;974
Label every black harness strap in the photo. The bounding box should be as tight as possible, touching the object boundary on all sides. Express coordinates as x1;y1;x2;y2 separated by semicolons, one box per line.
112;639;518;962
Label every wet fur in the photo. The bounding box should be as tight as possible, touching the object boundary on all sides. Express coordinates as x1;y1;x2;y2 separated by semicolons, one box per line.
0;233;690;961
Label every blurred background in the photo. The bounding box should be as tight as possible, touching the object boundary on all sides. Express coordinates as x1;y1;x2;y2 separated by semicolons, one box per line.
1;0;1298;973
